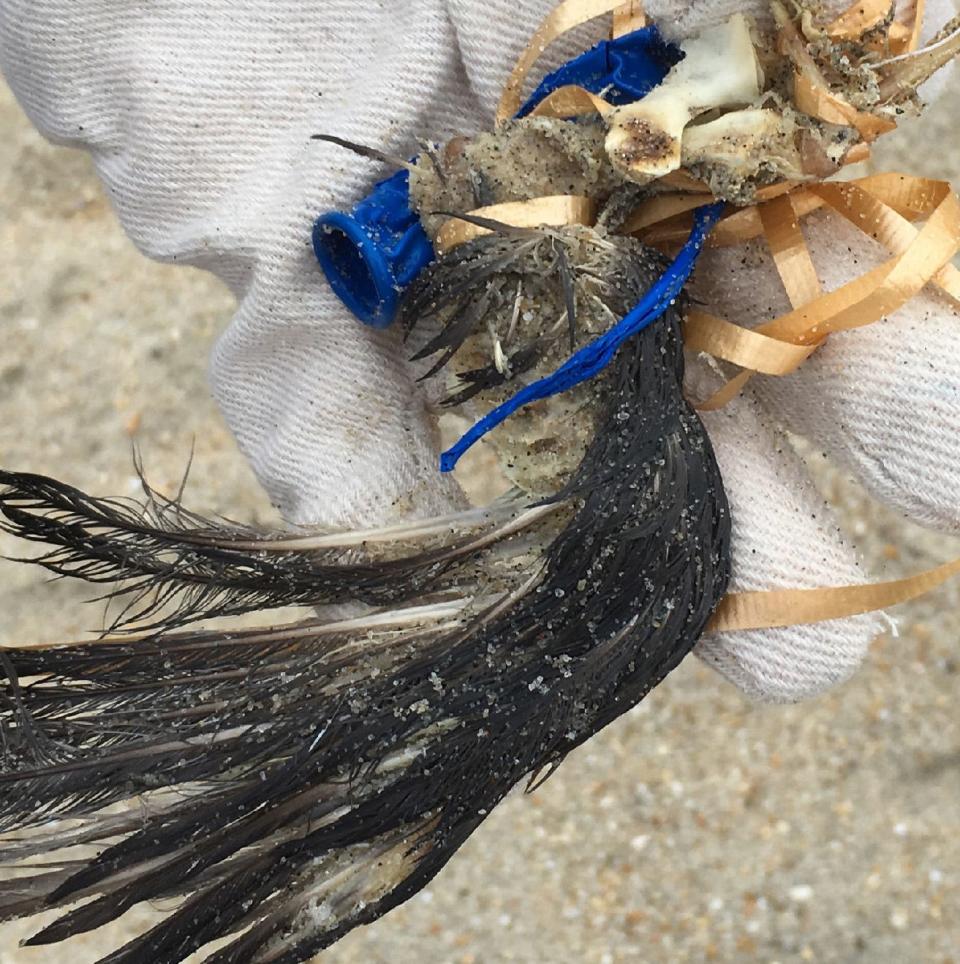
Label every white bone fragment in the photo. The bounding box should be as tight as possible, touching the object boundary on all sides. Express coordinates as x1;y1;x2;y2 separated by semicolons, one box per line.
682;108;792;172
605;14;763;183
680;108;854;198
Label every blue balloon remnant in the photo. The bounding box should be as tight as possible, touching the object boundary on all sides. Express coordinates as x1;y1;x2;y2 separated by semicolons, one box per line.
439;203;725;473
312;170;434;329
516;25;680;116
313;26;680;329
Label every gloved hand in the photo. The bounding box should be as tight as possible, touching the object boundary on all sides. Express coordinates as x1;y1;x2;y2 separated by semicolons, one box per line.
1;0;956;703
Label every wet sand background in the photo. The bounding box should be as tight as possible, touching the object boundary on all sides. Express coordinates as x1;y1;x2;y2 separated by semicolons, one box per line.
1;55;959;964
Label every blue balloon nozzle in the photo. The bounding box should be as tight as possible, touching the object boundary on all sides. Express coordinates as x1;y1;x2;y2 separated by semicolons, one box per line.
312;170;435;329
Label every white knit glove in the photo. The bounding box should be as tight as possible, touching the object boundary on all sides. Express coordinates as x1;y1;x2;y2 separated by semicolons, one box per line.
1;0;956;703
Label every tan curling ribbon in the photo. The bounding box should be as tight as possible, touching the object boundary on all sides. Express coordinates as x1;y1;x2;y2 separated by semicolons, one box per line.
437;0;960;634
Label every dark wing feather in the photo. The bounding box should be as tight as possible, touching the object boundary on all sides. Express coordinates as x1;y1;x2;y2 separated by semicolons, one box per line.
0;234;730;962
0;472;554;632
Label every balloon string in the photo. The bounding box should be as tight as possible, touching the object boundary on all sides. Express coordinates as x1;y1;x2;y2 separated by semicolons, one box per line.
440;202;724;472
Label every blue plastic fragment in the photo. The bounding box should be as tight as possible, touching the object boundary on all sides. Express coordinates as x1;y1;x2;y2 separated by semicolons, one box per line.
312;170;434;329
517;25;680;116
313;25;680;329
439;202;725;473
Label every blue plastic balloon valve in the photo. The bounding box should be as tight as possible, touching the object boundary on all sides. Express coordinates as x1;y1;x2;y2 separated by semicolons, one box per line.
312;170;434;329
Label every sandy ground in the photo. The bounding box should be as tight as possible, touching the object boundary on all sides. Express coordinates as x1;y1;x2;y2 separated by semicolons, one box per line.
1;51;960;964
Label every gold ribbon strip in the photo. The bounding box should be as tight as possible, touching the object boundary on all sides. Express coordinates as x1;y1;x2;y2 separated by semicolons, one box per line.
824;0;925;53
612;1;647;37
683;311;817;375
528;86;614;120
825;0;892;41
434;195;597;255
824;0;926;55
647;173;959;249
709;557;960;633
640;188;820;247
758;193;823;308
904;0;927;52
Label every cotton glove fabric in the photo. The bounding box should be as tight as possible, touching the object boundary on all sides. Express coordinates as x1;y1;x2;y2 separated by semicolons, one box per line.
1;0;957;703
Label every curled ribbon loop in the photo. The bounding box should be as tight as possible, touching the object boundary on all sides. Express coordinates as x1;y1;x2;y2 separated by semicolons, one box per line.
638;175;960;406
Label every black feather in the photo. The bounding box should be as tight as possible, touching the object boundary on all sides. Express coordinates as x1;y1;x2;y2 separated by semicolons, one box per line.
310;133;411;172
0;472;554;632
0;233;730;962
555;242;578;350
440;340;543;407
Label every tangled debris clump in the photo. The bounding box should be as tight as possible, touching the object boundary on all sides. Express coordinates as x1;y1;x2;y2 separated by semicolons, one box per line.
0;3;955;962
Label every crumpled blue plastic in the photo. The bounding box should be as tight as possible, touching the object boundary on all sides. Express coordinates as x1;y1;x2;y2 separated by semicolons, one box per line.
517;24;680;116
